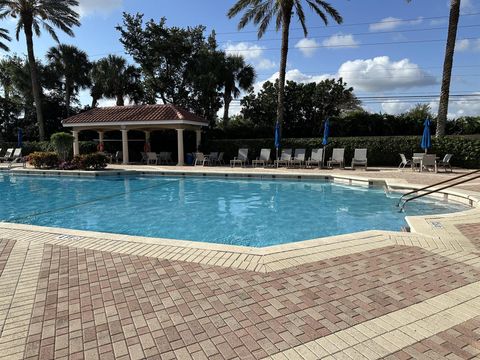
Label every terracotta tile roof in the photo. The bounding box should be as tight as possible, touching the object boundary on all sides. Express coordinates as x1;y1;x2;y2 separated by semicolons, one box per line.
62;104;208;125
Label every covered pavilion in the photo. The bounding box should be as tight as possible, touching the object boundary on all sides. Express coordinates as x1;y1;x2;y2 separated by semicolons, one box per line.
62;104;209;165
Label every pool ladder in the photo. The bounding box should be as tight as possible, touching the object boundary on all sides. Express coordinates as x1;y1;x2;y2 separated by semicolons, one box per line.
397;169;480;212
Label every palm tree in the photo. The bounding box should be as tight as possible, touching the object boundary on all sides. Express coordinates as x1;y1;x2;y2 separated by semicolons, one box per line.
46;44;91;116
0;27;10;51
0;0;80;140
228;0;342;133
436;0;460;137
90;55;143;107
222;54;256;123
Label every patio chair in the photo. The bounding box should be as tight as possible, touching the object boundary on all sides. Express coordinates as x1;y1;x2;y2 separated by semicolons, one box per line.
422;154;437;173
351;149;368;170
114;151;123;164
274;149;292;168
146;152;158;165
208;152;219;166
252;149;271;168
6;148;24;168
0;148;14;162
140;152;148;164
289;149;306;168
398;154;412;169
216;152;225;165
305;148;324;168
327;148;345;168
194;152;210;166
438;154;453;172
230;148;248;167
412;152;424;171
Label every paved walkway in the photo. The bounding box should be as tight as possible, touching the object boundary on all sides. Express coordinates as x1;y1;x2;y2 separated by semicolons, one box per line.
1;168;480;359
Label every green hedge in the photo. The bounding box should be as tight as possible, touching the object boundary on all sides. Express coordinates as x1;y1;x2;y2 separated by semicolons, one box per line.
206;136;480;168
0;141;97;156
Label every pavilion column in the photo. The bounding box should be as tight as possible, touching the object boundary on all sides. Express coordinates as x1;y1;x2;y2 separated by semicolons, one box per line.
144;131;151;152
195;130;202;151
176;129;184;166
98;131;104;152
121;127;129;164
72;130;80;156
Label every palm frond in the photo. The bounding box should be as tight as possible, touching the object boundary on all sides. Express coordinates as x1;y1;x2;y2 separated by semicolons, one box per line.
294;0;308;37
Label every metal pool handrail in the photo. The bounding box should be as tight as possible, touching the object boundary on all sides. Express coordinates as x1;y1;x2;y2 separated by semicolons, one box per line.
398;169;480;211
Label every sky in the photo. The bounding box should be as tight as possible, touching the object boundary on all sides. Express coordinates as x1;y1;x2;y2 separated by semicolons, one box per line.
1;0;479;118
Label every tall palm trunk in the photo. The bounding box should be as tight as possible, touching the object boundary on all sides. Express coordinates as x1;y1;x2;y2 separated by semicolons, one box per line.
116;94;124;106
277;10;292;135
223;90;232;124
65;78;72;117
437;0;460;137
24;25;45;141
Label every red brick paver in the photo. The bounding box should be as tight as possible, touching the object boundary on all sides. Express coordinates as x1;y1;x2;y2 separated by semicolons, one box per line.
23;244;480;359
387;316;480;360
456;223;480;249
0;239;16;276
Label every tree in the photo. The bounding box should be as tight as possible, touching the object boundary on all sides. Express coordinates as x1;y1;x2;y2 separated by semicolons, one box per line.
228;0;343;135
222;54;256;124
90;55;143;107
0;27;10;51
46;44;91;116
0;0;80;140
436;0;461;137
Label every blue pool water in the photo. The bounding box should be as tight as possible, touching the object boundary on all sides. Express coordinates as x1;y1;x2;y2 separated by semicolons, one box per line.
0;174;468;247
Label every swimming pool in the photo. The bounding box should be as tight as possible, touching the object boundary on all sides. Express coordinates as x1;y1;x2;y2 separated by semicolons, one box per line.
0;174;469;247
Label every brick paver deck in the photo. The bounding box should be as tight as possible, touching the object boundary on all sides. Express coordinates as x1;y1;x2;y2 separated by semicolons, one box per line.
1;168;479;359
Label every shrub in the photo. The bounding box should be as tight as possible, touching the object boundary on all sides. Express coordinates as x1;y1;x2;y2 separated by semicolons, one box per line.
50;132;74;161
73;153;108;170
28;152;60;169
206;136;480;168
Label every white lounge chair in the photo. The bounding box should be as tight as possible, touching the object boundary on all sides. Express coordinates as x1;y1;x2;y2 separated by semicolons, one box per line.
398;154;412;169
146;152;158;165
305;148;324;168
422;154;437;173
140;152;148;164
289;149;306;168
6;148;24;168
216;152;225;165
351;149;367;170
208;152;219;166
0;148;14;162
274;149;292;167
438;154;453;172
194;152;210;166
327;148;345;168
252;149;271;168
230;148;248;167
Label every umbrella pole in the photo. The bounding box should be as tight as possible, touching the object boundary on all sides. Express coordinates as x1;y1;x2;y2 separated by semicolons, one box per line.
276;148;279;168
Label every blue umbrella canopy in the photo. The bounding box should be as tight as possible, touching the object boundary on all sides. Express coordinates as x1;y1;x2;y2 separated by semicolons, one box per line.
274;121;281;149
17;128;23;148
322;118;330;146
421;119;432;153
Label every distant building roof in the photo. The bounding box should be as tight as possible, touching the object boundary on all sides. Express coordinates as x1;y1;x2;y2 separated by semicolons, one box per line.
62;104;208;127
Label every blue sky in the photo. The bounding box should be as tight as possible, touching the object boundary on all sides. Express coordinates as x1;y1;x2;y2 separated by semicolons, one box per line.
1;0;479;117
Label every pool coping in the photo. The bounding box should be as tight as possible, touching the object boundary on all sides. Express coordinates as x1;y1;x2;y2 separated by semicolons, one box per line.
1;168;479;273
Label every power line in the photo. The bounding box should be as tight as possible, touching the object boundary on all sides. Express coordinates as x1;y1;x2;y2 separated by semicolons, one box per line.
217;12;480;36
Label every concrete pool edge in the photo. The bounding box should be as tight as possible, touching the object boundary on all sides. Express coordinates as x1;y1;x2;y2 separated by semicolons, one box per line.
2;169;479;273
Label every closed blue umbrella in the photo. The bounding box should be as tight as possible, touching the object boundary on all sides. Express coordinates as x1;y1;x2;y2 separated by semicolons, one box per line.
322;118;330;166
421;119;432;153
274;121;280;163
17;128;23;148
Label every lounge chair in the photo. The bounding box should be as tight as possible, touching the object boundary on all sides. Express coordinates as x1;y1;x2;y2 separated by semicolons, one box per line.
6;148;24;168
0;148;14;162
230;148;248;167
398;154;412;169
305;148;324;168
252;149;271;168
289;149;306;168
114;151;123;164
438;154;453;172
194;152;210;166
208;152;219;166
351;149;368;170
140;152;148;164
422;154;437;173
327;148;345;168
216;152;225;166
146;152;158;165
274;149;292;168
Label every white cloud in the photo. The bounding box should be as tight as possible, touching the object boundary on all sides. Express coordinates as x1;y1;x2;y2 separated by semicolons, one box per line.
369;16;423;32
455;38;480;52
256;58;276;70
295;38;319;57
224;42;264;62
381;101;413;115
77;0;123;16
338;56;437;92
253;69;331;93
322;34;359;49
460;0;475;11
